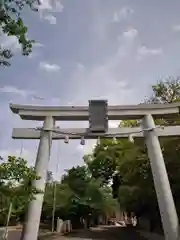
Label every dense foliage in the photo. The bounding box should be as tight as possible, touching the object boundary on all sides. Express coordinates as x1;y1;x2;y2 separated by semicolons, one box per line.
0;156;40;225
85;76;180;232
42;166;118;229
0;0;39;66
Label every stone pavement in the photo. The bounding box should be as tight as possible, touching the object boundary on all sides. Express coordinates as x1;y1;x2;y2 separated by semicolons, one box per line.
54;226;149;240
5;226;164;240
59;226;164;240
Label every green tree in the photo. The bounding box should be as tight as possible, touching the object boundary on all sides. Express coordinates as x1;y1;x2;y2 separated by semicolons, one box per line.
119;120;139;127
0;156;40;225
0;0;40;66
148;76;180;103
42;182;74;222
117;148;156;216
56;165;118;227
62;166;91;197
84;76;180;232
46;171;53;183
117;77;180;230
85;139;138;185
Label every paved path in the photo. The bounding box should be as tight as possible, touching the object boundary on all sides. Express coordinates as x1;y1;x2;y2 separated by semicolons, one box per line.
61;226;149;240
4;226;163;240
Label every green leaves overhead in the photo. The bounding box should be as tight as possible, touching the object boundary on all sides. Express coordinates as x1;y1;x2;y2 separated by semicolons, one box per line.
150;77;180;103
0;156;39;183
85;138;140;185
0;0;39;66
59;165;118;216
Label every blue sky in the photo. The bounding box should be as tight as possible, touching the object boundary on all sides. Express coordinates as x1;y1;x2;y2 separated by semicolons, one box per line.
1;0;180;179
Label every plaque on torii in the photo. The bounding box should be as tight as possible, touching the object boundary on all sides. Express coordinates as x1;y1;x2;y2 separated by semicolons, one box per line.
10;101;180;240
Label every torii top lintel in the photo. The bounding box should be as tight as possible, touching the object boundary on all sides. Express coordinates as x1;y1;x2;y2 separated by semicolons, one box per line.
9;102;180;121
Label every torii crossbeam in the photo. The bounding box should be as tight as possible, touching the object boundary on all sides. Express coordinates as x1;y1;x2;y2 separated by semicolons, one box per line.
10;102;180;240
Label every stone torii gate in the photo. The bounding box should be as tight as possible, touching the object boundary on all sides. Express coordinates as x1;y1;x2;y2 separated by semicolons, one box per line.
10;101;180;240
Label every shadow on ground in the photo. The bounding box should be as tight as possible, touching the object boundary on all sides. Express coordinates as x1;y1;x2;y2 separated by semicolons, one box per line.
65;226;147;240
7;226;152;240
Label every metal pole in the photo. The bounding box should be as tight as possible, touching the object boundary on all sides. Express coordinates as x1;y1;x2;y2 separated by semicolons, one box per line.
51;140;61;232
20;116;54;240
51;181;57;232
142;114;179;240
3;201;13;240
19;140;23;158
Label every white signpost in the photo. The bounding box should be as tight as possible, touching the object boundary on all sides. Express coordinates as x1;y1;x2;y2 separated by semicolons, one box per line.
10;101;180;240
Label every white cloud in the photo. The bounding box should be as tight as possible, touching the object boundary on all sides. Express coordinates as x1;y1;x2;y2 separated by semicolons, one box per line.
38;0;63;12
0;148;36;166
109;121;120;128
113;12;119;23
0;32;20;53
172;24;180;32
44;14;57;24
28;52;39;59
60;26;140;157
50;97;61;104
76;62;85;71
33;42;44;48
0;86;35;98
76;140;97;155
122;28;138;41
39;61;61;72
113;6;134;22
28;42;44;59
67;29;138;106
31;96;62;105
38;0;53;11
0;31;43;58
137;45;163;60
0;1;155;176
38;0;63;24
53;0;64;12
116;28;138;57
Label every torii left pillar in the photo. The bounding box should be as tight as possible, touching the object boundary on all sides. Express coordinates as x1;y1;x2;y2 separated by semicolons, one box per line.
20;116;54;240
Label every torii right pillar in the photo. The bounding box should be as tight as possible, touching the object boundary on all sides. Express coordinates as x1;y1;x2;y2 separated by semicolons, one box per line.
142;114;179;240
